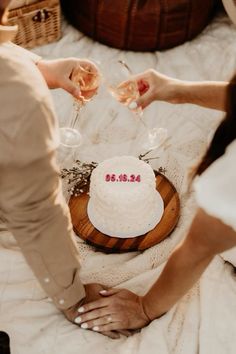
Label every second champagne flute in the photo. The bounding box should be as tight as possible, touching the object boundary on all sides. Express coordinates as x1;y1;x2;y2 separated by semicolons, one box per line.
104;59;168;152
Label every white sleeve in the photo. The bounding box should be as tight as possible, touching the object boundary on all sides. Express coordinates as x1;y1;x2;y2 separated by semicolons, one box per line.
194;140;236;231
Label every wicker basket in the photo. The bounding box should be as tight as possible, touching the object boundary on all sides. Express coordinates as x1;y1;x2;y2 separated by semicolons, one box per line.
8;0;61;48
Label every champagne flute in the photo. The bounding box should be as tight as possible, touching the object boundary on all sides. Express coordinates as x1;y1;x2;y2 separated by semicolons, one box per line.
69;63;101;128
104;59;143;115
104;59;168;151
58;62;101;167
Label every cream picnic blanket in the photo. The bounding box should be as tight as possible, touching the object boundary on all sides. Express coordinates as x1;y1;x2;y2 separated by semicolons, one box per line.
1;12;236;354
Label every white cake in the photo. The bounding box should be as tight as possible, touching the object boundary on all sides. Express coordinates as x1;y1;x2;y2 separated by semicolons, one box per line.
87;156;164;238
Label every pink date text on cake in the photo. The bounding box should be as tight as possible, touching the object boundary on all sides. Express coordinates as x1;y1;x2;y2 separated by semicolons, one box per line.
105;174;141;182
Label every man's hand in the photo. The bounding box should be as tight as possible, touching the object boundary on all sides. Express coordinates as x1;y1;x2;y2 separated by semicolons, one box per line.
63;284;131;339
37;58;99;101
63;283;103;323
74;288;151;332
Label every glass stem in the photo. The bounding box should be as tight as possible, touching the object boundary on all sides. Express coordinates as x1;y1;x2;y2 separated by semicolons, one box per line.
70;110;80;129
136;112;150;132
69;101;82;129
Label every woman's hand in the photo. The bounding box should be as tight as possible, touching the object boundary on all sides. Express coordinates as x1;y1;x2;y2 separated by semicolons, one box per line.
75;288;151;332
37;58;100;101
63;284;131;339
130;69;180;109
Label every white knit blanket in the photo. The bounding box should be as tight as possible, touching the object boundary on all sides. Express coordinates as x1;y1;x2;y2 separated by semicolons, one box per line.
1;13;236;354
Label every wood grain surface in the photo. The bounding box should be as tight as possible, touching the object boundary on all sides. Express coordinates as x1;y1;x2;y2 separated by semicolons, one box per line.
69;171;180;253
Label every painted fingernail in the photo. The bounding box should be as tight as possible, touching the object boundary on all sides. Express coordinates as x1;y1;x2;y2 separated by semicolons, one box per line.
78;307;85;313
128;101;138;110
99;290;107;294
74;317;82;324
93;326;99;331
81;323;88;329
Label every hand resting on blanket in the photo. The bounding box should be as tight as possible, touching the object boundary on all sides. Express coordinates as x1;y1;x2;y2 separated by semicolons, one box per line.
63;283;132;339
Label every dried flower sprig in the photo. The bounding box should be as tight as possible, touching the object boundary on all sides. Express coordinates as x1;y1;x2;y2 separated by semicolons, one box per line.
61;160;98;197
61;151;166;197
138;151;167;174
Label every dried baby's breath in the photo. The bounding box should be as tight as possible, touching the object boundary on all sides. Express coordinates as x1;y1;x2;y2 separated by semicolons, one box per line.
61;160;97;197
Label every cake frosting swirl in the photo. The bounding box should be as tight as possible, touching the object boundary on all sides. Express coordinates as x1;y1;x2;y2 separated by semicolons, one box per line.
87;156;164;238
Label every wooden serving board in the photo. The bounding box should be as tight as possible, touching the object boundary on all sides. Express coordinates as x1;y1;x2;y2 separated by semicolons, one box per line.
69;171;180;253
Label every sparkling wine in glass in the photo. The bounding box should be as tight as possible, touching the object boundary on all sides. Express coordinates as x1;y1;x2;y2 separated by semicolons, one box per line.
109;80;139;106
105;60;141;112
